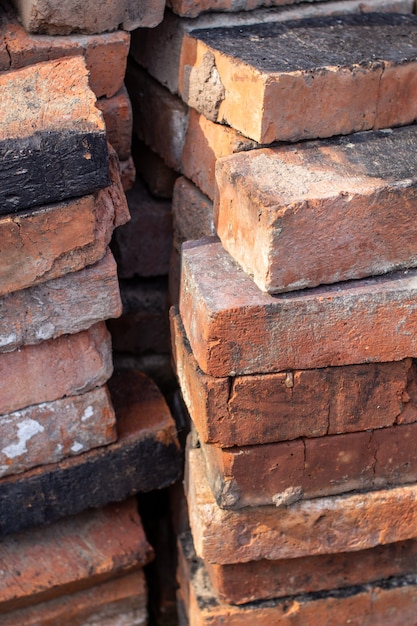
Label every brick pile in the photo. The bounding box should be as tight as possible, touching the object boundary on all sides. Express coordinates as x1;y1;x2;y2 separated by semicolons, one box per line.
0;2;182;623
126;0;417;622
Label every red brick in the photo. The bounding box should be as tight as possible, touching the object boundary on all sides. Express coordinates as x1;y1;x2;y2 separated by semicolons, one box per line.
180;239;417;376
0;498;152;612
2;571;148;626
133;139;179;199
0;386;116;478
97;86;133;161
0;249;121;354
171;309;417;446
112;178;172;278
186;445;417;564
179;14;417;143
172;177;214;252
120;156;136;192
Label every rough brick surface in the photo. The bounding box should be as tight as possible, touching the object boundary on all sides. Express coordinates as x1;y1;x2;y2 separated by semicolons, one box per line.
0;249;122;354
2;571;148;626
0;386;116;478
215;126;417;293
120;156;136;191
0;499;152;612
0;56;110;213
186;445;417;564
97;86;133;161
171;309;417;446
0;146;128;297
180;239;417;376
0;323;112;416
178;534;417;625
133;139;179;199
0;371;181;536
172;177;214;252
111;178;172;278
179;14;417;143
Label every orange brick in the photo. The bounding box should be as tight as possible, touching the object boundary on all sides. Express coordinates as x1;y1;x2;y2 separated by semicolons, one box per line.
171;309;417;446
179;14;417;143
180;239;417;376
186;445;417;564
0;249;121;354
2;571;148;626
97;85;133;161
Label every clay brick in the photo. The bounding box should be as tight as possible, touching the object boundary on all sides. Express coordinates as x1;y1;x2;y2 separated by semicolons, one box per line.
108;278;170;355
180;239;417;376
178;535;417;626
172;177;214;252
0;386;116;478
120;156;136;192
111;178;173;278
131;0;414;94
0;147;128;297
0;371;181;536
171;308;417;446
0;57;110;214
179;14;417;143
186;445;417;564
2;571;148;626
0;323;112;416
215;126;417;293
97;86;133;161
0;249;122;354
0;3;129;98
200;421;417;508
10;0;164;33
133;139;179;199
0;499;152;612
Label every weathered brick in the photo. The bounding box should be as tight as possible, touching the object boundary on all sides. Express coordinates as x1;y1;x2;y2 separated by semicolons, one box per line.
0;386;116;478
0;323;112;416
10;0;164;33
0;371;181;536
97;85;133;161
178;534;417;625
0;57;110;214
215;126;417;293
172;177;214;253
179;14;417;143
111;178;172;278
186;445;417;564
2;571;148;626
108;278;170;355
120;156;136;192
131;0;414;94
133;139;179;199
0;499;152;612
180;239;417;376
171;308;417;446
0;146;128;297
0;249;122;354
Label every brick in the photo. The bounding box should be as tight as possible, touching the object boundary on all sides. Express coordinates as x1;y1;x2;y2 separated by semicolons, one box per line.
0;386;116;478
173;178;214;252
111;178;172;278
179;14;417;143
186;445;417;564
2;571;148;626
0;499;152;612
120;156;136;192
200;421;417;508
10;0;164;33
133;139;179;199
178;535;417;626
0;371;181;536
0;249;122;354
0;146;128;297
0;57;109;214
170;308;417;446
180;239;417;376
215;126;417;293
0;3;129;98
131;0;414;93
0;323;112;416
108;278;170;355
97;86;133;161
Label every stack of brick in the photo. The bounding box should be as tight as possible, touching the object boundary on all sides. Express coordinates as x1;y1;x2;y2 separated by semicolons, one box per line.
0;1;182;622
127;2;417;623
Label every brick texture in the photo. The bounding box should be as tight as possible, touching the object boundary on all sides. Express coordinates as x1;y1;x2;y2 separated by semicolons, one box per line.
97;85;133;161
133;139;179;199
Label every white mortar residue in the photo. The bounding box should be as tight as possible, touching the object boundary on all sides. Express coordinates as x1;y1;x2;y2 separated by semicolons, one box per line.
2;419;45;459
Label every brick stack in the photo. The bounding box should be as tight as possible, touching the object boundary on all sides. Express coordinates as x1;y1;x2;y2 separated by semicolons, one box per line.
0;2;182;622
128;1;417;623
